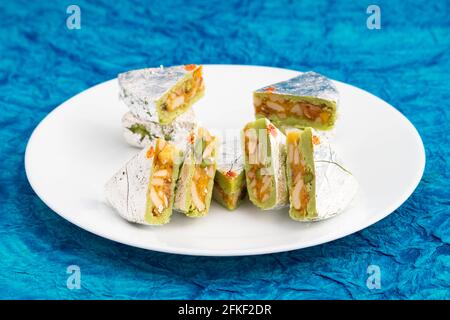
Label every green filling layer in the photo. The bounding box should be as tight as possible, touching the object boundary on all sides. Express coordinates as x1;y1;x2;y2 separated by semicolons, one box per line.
215;170;245;194
212;182;246;210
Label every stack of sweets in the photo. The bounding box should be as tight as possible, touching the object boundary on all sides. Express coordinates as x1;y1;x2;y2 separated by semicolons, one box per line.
106;65;221;225
105;67;359;226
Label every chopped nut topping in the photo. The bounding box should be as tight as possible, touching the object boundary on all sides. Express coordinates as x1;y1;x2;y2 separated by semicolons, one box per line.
149;140;176;216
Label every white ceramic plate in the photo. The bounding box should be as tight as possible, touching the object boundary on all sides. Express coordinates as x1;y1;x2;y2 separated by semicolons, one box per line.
25;65;425;256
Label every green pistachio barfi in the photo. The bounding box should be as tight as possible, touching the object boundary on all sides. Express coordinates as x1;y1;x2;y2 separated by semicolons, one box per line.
242;118;288;210
254;72;338;131
174;127;218;217
286;128;358;221
213;135;246;210
104;138;182;225
119;64;204;125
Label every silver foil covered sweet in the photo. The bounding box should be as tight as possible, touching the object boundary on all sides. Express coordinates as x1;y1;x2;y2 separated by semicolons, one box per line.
255;71;339;104
118;65;191;123
217;131;244;175
302;129;358;221
104;145;153;225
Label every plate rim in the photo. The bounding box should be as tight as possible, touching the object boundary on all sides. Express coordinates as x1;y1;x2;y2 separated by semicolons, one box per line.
24;64;426;256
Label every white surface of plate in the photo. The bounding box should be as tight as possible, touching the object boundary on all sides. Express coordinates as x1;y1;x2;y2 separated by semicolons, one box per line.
25;65;425;256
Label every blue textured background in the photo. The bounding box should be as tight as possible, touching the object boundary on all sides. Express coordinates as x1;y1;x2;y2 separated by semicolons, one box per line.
0;0;449;299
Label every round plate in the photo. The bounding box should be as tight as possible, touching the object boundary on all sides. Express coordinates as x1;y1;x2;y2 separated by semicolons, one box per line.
25;65;425;256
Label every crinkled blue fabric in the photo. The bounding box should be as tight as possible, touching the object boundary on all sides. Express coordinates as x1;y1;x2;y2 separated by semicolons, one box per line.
0;0;449;300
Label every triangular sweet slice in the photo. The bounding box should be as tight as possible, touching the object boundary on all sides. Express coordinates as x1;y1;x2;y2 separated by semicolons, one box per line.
213;133;246;210
286;128;358;221
105;138;182;225
254;71;338;131
174;127;218;217
119;64;204;125
242;118;288;210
